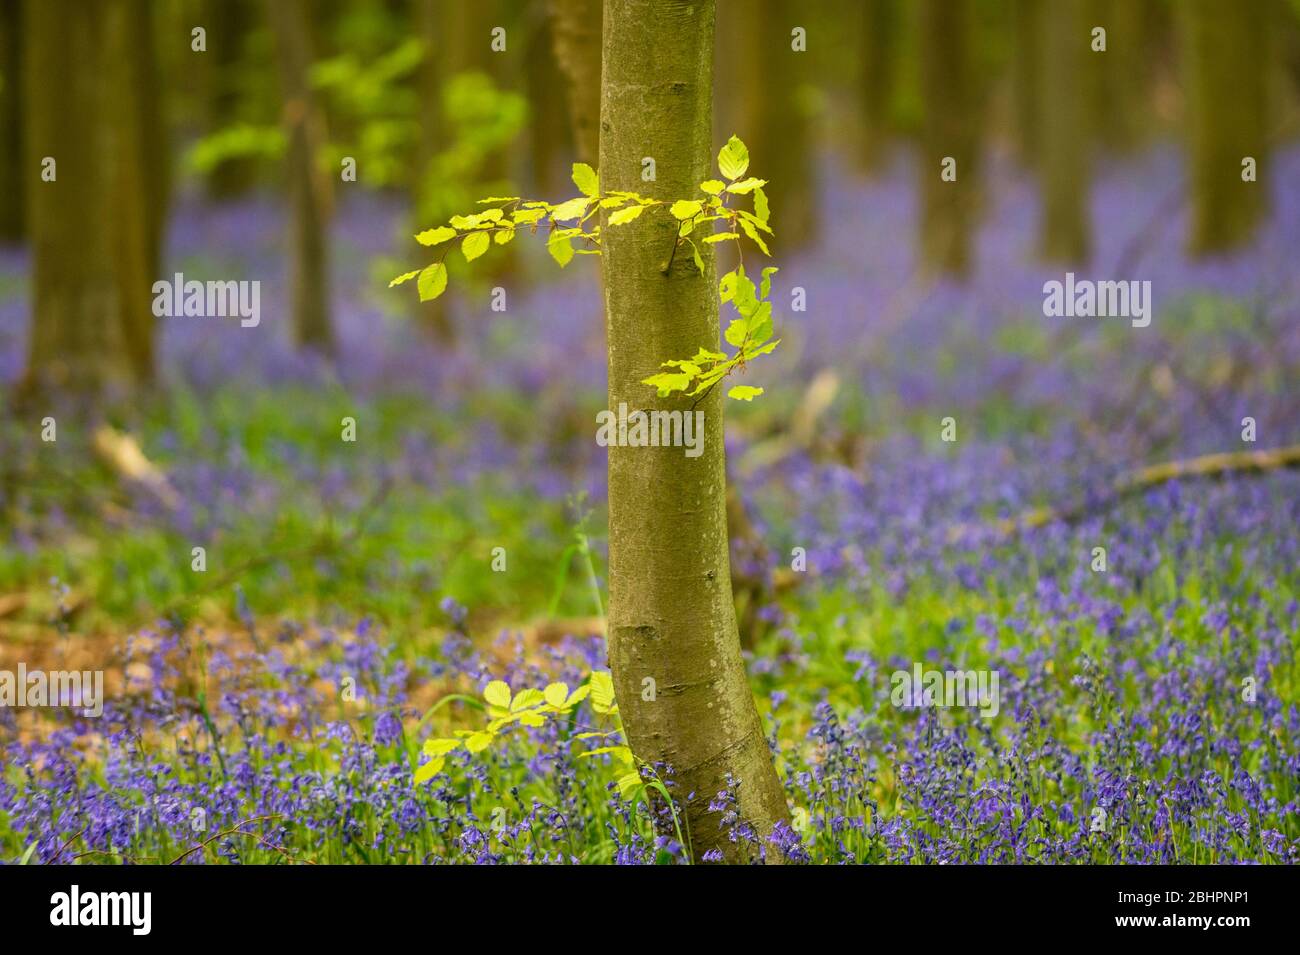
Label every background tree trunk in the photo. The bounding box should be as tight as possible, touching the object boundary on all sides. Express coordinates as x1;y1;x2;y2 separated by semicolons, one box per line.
270;0;335;353
1038;0;1091;263
1181;0;1269;254
860;0;897;172
917;0;976;276
0;0;23;242
21;0;157;399
206;0;257;199
547;0;602;166
1011;0;1043;168
600;0;791;864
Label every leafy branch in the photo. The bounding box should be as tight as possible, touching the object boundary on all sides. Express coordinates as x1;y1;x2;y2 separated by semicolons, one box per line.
392;135;782;401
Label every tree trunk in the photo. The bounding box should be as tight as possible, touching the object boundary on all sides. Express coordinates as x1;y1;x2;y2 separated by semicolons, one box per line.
206;0;257;199
0;0;23;241
547;0;602;166
725;0;817;253
1011;0;1043;168
600;0;791;864
21;0;156;399
1038;0;1091;263
1181;0;1269;254
917;0;976;277
1084;0;1145;152
269;0;334;353
860;0;897;172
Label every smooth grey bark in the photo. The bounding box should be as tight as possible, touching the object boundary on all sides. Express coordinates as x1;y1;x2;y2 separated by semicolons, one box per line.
269;0;334;353
600;0;791;864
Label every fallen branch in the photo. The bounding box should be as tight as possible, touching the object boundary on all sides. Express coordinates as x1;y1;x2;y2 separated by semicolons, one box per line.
951;444;1300;543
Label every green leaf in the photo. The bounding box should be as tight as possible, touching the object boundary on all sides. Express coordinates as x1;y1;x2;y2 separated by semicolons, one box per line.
423;738;461;757
465;731;494;753
388;269;421;288
616;771;645;798
642;371;692;396
704;232;738;244
728;385;764;401
726;177;767;194
753;186;770;225
462;231;490;262
417;262;447;302
608;204;646;225
414;225;457;246
724;318;748;348
512;207;547;225
547;231;575;267
718;134;749;181
550;196;592;221
748;300;774;344
670;199;703;220
572;162;600;197
494;227;514;245
760;266;779;299
413;756;445;784
510;688;545;711
543;682;569;708
738;217;771;255
700;179;725;195
483;680;512;709
589;671;617;714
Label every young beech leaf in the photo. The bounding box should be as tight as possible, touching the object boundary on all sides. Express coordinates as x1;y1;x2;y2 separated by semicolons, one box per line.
417;262;447;301
726;177;767;194
760;266;779;299
753;186;770;225
550;196;592;221
413;756;445;784
718;135;749;181
547;231;575;267
607;204;646;225
728;385;764;401
700;179;725;195
494;227;514;245
571;162;600;198
738;217;771;255
483;680;511;709
724;318;748;348
670;199;703;220
389;269;421;288
414;225;457;246
462;231;490;262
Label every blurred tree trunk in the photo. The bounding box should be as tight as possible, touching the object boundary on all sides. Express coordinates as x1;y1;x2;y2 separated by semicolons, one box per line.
727;0;817;252
917;0;976;276
547;0;602;166
526;9;567;192
412;0;456;343
20;0;159;400
1084;0;1145;152
1038;0;1091;263
206;0;257;199
601;0;791;864
1181;0;1269;254
270;0;335;353
860;0;897;172
1011;0;1042;167
0;1;23;241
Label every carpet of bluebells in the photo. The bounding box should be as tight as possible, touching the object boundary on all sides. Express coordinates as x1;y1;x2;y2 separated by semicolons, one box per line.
1;145;1298;863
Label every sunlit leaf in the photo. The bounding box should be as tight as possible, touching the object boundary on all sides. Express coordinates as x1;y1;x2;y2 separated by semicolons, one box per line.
608;204;646;226
417;262;447;302
413;756;445;784
414;226;457;247
543;682;570;708
718;134;749;181
483;680;511;709
728;385;764;401
571;162;600;197
462;231;491;262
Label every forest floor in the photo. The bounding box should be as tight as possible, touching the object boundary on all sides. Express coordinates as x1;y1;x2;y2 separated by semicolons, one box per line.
1;148;1298;863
